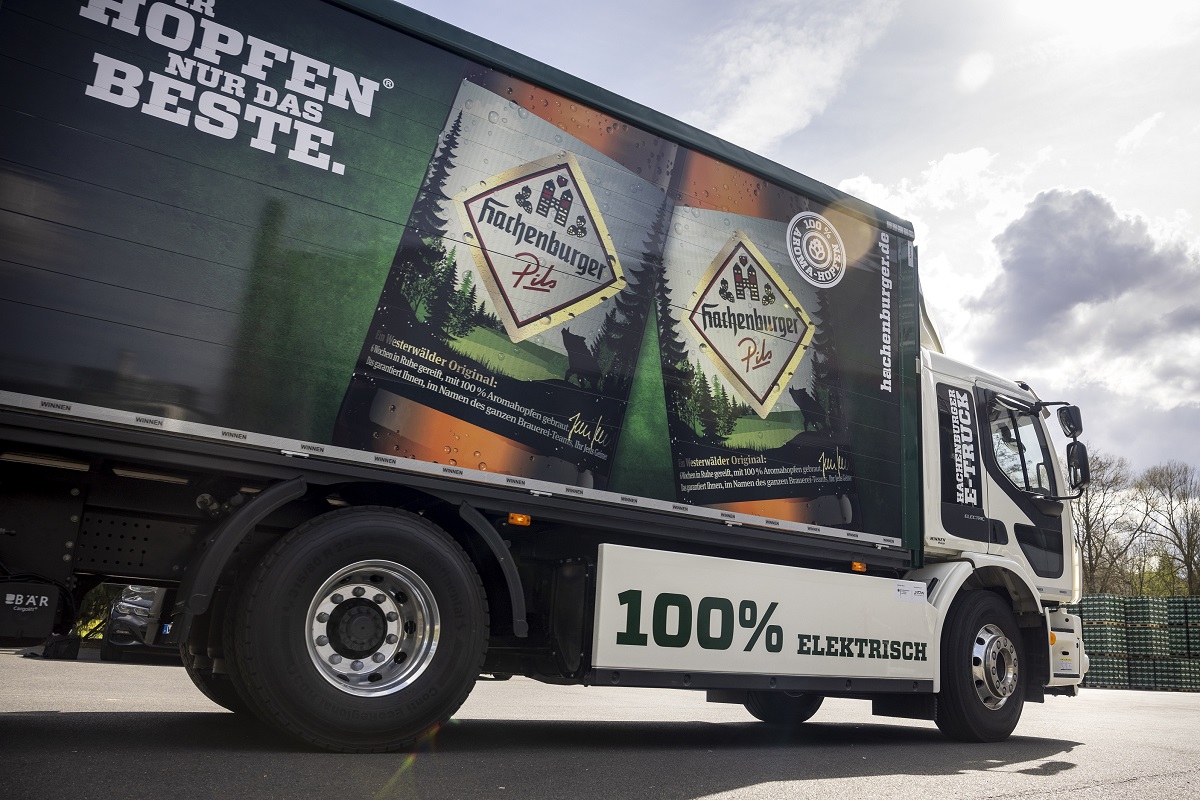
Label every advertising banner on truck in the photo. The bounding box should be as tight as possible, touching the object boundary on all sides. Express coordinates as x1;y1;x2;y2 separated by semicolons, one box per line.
0;0;917;542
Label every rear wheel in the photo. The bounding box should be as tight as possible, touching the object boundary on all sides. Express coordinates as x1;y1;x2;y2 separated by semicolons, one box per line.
744;691;823;726
226;507;488;752
935;590;1025;742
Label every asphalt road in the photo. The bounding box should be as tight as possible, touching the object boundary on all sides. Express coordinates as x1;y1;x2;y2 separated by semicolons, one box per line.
2;645;1199;800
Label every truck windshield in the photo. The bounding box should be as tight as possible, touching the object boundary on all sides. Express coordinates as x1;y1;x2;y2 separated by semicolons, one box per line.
988;404;1056;496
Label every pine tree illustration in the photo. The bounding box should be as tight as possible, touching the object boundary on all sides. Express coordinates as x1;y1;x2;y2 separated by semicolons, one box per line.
808;288;844;432
686;358;707;435
716;381;737;438
697;370;721;442
656;265;690;397
601;194;673;387
592;308;620;378
423;249;458;340
464;280;480;331
409;111;462;240
447;263;477;338
674;359;697;431
394;111;464;311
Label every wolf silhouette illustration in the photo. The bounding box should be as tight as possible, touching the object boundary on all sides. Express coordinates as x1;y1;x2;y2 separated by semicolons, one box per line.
789;386;829;433
562;327;602;390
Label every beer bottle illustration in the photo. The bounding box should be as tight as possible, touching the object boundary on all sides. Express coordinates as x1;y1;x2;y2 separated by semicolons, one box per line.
653;148;899;535
333;68;680;493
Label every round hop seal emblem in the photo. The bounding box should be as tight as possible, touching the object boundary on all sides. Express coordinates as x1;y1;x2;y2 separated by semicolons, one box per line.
786;211;846;288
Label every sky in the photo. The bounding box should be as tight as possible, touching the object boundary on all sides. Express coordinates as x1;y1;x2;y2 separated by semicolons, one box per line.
399;0;1200;472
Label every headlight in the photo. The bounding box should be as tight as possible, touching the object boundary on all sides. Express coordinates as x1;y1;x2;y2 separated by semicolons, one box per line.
115;602;150;617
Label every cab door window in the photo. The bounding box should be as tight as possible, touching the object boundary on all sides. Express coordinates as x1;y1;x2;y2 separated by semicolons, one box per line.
988;404;1056;496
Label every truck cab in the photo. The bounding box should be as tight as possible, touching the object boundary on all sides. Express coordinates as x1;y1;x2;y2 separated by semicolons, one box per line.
914;348;1089;712
922;349;1080;600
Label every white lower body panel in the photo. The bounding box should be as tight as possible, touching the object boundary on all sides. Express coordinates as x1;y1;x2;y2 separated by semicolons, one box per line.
592;544;937;682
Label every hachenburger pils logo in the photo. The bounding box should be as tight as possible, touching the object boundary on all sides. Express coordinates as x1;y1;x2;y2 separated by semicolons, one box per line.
786;211;846;289
456;153;624;342
685;232;814;419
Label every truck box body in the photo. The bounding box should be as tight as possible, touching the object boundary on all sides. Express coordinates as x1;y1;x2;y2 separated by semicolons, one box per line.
1;0;919;553
0;0;1087;753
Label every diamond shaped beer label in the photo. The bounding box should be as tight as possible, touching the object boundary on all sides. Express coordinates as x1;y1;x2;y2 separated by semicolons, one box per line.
685;231;815;419
455;153;625;342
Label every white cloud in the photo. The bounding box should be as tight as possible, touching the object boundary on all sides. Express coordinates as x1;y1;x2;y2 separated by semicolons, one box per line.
683;0;900;154
1116;112;1165;154
1020;378;1200;473
839;147;1050;227
968;189;1200;416
1012;0;1200;58
1146;208;1198;246
837;148;1068;363
842;178;1200;471
956;51;995;93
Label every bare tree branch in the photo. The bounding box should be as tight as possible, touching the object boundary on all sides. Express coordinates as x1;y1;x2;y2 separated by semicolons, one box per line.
1070;447;1144;594
1135;461;1200;595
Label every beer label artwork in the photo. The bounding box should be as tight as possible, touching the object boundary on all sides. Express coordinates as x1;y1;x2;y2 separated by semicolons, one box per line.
456;154;625;342
332;71;905;535
685;232;814;419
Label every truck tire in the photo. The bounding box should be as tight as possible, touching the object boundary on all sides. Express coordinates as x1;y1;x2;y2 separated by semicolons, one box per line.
179;645;252;715
226;506;489;752
744;691;823;726
935;590;1025;742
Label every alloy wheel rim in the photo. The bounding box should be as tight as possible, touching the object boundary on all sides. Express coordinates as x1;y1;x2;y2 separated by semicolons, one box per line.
304;559;439;696
971;622;1018;710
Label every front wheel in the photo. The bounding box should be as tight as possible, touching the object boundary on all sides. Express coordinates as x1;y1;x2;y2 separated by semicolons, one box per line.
935;590;1025;742
744;691;823;726
226;507;489;752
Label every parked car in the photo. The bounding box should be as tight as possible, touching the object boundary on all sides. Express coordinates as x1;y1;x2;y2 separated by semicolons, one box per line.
99;586;178;662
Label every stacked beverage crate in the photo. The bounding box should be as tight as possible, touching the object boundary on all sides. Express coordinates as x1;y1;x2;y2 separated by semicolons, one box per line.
1074;595;1200;690
1166;597;1200;691
1192;597;1200;690
1166;598;1188;691
1079;594;1128;688
1126;597;1168;689
1187;599;1200;691
1169;597;1189;656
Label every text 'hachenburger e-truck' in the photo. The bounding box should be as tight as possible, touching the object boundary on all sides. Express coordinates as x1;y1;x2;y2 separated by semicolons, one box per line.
0;0;1093;750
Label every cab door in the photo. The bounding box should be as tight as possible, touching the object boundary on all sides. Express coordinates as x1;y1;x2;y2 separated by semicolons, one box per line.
976;387;1074;602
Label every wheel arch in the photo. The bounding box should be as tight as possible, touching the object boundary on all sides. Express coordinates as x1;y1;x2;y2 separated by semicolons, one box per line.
331;480;526;638
909;556;1048;702
962;559;1049;701
964;563;1041;616
175;477;528;647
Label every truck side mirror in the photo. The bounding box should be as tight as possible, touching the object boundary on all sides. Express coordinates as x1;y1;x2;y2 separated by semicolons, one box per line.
1058;406;1083;438
1066;441;1090;490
